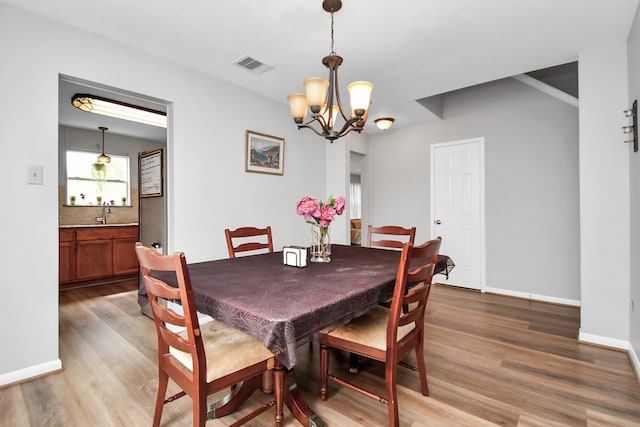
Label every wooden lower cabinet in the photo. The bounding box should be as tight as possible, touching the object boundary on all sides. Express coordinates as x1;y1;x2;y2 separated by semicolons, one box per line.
76;239;114;281
59;229;76;284
113;237;139;276
60;225;139;289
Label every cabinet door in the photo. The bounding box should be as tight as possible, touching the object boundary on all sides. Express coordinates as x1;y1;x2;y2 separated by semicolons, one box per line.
59;240;75;283
76;239;113;281
113;238;139;276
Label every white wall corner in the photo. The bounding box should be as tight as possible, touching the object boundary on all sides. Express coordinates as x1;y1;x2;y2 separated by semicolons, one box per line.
325;139;350;245
416;94;445;120
578;45;631;342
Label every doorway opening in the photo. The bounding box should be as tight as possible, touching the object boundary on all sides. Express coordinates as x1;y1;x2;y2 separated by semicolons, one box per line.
58;75;169;301
349;152;365;246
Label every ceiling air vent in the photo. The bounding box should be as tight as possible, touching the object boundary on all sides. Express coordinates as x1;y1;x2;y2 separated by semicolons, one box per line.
234;55;273;74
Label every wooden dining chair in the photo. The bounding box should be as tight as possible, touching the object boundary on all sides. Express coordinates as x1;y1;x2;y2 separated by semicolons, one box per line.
367;225;416;249
347;225;417;374
225;226;274;258
319;238;441;427
135;243;281;427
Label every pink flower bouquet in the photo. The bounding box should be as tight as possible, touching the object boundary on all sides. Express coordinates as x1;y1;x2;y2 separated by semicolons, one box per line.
296;195;346;228
296;195;346;262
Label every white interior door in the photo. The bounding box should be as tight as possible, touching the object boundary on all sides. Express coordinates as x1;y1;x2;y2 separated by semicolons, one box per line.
431;138;485;290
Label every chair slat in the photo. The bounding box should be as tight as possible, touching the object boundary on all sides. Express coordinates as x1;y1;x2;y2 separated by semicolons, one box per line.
225;226;274;258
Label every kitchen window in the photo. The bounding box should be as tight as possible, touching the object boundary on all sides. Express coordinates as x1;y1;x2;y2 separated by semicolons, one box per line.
66;150;130;205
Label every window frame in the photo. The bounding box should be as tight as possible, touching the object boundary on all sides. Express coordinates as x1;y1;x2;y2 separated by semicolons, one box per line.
65;149;131;205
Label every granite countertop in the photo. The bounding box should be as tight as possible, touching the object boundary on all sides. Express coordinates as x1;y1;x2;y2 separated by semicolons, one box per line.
59;223;139;229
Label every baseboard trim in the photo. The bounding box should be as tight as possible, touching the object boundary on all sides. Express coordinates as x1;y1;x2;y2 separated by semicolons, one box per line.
484;286;580;307
0;359;62;388
578;331;629;351
628;344;640;384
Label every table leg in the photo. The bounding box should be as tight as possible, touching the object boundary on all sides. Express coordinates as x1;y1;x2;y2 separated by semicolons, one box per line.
275;360;325;427
206;376;263;418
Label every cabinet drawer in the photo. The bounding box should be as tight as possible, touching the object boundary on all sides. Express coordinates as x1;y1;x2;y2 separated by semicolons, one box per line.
76;226;139;241
59;228;75;242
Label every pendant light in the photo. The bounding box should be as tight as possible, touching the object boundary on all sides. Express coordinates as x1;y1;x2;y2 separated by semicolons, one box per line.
97;126;111;164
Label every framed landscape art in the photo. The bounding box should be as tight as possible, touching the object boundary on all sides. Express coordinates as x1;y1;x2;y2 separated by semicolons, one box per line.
245;130;284;175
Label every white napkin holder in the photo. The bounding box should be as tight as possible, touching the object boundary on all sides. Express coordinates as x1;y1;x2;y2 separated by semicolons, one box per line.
283;246;307;268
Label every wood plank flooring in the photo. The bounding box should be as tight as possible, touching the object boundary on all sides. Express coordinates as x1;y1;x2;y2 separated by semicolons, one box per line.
1;281;639;426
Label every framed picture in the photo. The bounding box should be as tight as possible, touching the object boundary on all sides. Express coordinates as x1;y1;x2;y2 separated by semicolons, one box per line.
245;130;284;175
139;149;163;197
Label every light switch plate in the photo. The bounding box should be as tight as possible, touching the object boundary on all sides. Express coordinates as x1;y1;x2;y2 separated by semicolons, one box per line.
27;165;43;185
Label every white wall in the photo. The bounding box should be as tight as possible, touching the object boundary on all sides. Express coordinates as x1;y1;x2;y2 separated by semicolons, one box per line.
578;45;631;346
368;78;581;301
627;5;640;368
0;4;327;384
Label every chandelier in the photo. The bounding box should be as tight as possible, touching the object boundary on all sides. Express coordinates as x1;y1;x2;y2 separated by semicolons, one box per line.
287;0;373;142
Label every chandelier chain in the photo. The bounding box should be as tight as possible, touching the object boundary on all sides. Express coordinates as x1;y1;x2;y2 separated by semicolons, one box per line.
330;9;336;55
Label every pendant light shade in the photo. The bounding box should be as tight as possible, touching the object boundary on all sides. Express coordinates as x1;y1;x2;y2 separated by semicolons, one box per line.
98;126;111;164
347;81;374;114
287;93;308;123
304;77;330;111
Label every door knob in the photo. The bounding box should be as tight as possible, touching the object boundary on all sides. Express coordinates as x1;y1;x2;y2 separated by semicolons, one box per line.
434;219;441;225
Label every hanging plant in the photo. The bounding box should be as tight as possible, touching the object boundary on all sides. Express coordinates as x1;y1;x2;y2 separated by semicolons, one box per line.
91;162;107;195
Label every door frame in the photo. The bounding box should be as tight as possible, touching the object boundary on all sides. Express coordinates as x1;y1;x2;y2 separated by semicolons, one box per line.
430;137;486;291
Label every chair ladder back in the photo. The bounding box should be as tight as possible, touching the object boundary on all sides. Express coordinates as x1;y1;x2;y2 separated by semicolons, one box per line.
225;226;274;258
367;225;416;250
385;243;413;333
136;243;204;365
399;236;442;323
398;263;435;328
410;236;442;265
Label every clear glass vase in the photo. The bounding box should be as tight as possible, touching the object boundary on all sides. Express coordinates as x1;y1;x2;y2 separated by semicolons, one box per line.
310;223;331;263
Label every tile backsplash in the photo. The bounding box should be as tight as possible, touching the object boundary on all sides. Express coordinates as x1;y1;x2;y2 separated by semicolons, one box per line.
58;186;139;225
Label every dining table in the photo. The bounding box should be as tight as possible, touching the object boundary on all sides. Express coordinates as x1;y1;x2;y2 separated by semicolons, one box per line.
158;244;454;426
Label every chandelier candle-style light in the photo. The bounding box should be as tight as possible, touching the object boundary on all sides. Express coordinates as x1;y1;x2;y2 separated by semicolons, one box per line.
287;0;373;142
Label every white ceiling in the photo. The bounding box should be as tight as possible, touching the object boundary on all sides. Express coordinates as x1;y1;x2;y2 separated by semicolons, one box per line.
6;0;639;140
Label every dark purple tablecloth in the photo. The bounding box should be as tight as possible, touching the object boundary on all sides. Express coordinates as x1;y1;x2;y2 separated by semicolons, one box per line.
156;245;454;369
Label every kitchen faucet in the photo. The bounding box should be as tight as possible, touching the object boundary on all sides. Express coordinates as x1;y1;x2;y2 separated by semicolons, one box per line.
96;202;111;224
